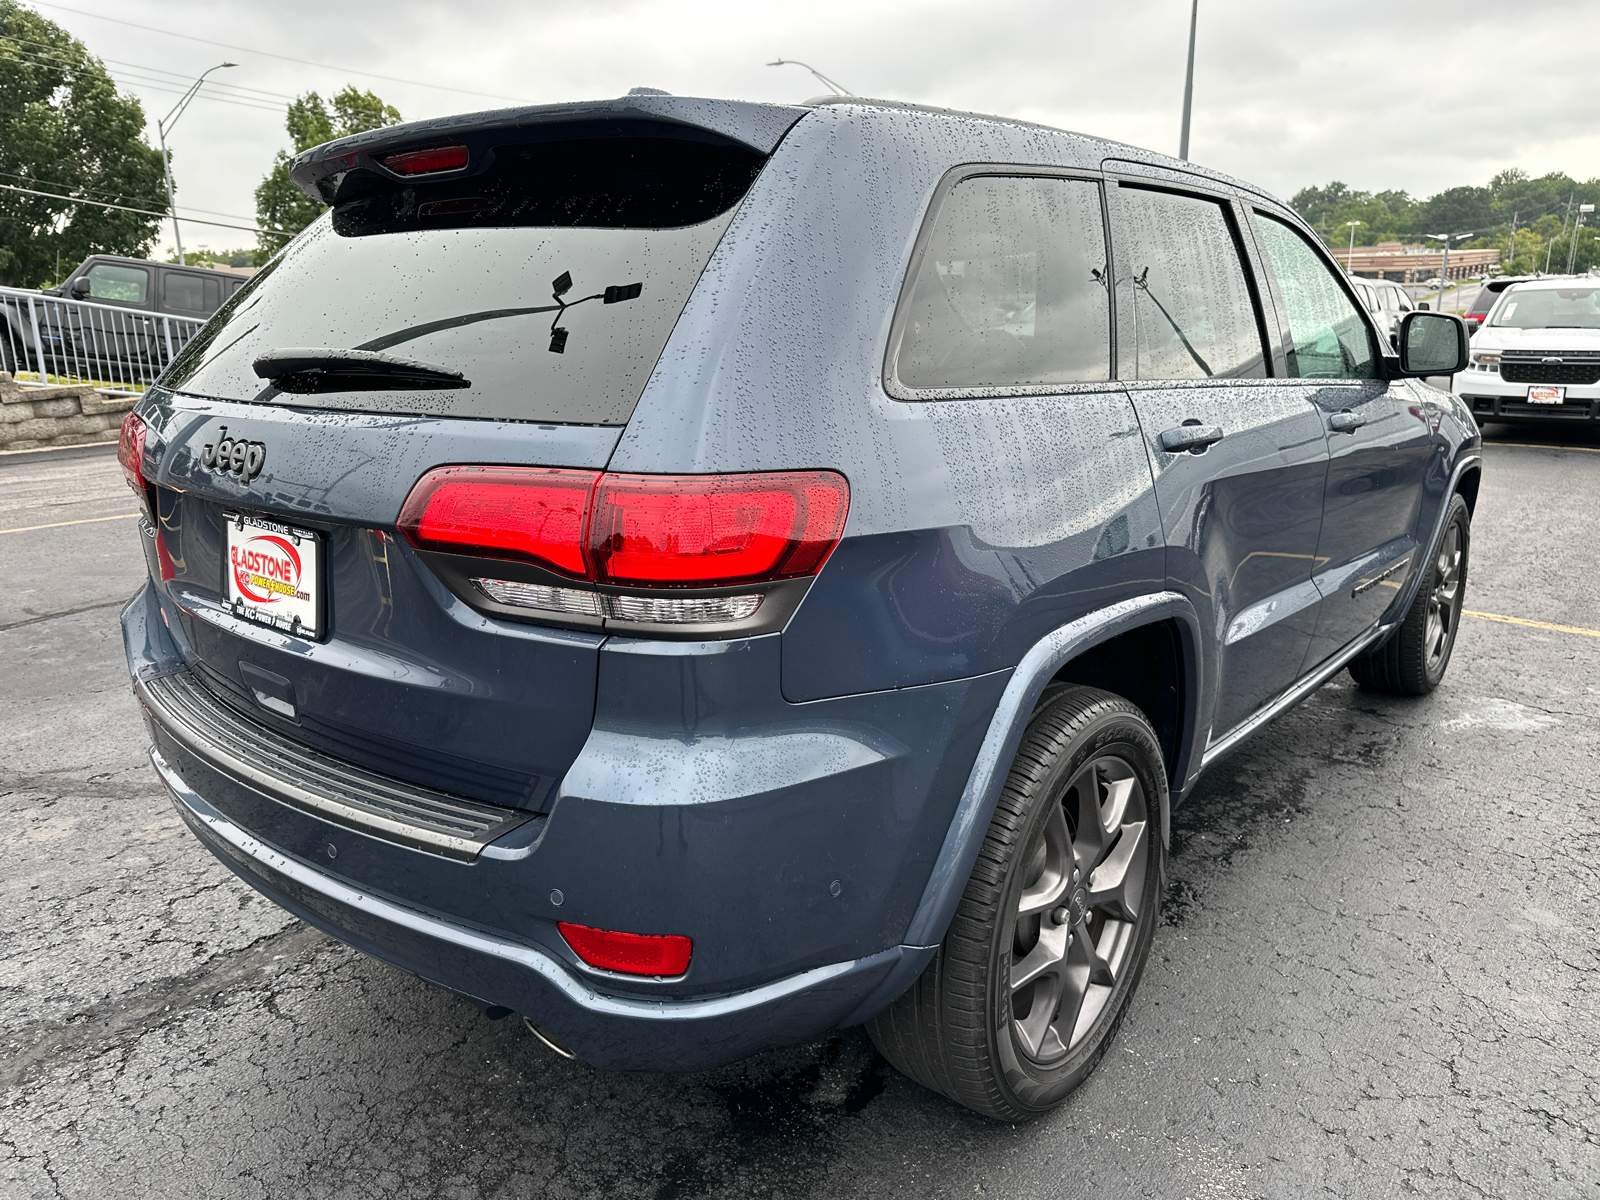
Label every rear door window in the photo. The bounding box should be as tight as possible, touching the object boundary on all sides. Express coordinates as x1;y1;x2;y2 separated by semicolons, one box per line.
1251;214;1378;379
892;175;1111;390
85;263;149;304
1106;186;1267;380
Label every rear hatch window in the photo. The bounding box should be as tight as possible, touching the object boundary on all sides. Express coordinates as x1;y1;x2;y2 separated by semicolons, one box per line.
161;127;765;425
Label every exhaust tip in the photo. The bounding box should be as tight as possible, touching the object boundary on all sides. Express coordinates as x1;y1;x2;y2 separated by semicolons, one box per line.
522;1015;578;1060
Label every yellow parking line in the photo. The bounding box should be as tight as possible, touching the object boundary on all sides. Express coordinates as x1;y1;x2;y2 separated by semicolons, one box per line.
0;512;139;536
1463;609;1600;639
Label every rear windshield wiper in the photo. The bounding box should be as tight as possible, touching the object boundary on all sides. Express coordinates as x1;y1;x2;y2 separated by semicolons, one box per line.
252;347;470;392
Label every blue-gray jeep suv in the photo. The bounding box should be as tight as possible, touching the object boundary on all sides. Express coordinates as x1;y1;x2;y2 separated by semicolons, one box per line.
118;92;1479;1119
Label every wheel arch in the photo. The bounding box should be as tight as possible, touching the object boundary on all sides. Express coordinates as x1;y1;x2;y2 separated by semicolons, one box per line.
900;592;1202;950
1455;462;1482;516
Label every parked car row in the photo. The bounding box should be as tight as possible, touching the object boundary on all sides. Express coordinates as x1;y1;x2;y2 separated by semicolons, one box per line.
1348;275;1417;342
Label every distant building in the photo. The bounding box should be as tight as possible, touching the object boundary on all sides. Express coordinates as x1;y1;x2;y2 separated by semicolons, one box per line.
1330;241;1500;283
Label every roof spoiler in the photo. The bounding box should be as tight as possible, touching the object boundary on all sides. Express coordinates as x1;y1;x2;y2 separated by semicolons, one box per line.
289;94;810;206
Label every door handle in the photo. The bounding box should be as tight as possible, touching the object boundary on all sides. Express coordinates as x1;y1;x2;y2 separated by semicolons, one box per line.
1328;409;1367;433
1159;423;1225;453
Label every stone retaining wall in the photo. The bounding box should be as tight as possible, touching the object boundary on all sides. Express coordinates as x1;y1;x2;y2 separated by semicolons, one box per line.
0;372;135;451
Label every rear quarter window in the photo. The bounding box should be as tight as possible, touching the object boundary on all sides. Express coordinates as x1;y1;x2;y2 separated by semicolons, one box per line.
890;174;1112;392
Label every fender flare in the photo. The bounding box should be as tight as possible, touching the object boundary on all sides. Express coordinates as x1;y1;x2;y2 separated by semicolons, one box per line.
900;591;1201;949
1387;451;1483;622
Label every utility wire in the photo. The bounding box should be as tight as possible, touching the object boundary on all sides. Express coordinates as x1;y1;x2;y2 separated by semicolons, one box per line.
2;29;297;100
0;182;293;239
27;0;527;103
0;169;264;225
2;43;285;112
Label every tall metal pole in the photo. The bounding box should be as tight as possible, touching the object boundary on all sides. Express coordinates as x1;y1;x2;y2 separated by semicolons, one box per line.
157;123;183;266
1178;0;1198;161
1566;205;1593;275
1346;221;1361;272
157;63;236;267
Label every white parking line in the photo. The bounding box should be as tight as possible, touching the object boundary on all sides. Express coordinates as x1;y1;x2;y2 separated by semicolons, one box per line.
0;512;138;536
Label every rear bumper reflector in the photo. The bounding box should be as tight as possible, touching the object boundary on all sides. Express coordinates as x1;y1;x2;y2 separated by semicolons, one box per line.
472;578;761;625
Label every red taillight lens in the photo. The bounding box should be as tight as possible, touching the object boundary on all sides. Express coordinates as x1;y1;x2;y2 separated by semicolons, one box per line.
117;411;147;495
397;466;599;578
591;472;849;586
559;922;692;976
381;145;469;175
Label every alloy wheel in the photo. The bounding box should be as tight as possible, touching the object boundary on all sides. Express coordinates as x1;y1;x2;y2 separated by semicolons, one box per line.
1009;755;1149;1063
1425;522;1465;671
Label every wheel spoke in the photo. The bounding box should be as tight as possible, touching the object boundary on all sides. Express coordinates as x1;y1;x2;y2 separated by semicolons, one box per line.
1016;802;1072;918
1087;818;1149;922
1013;966;1066;1059
1051;927;1095;1049
1065;761;1105;869
1011;921;1070;991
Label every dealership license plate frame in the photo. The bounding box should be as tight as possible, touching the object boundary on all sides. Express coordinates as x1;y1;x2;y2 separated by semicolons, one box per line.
223;512;326;641
1526;385;1566;405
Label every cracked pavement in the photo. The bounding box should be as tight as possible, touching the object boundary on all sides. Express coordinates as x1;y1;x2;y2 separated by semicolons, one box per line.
2;433;1597;1199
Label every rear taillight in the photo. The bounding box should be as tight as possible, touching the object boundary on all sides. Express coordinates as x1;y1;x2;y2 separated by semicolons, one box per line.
592;472;848;586
397;467;849;628
117;412;149;510
381;145;469;176
396;466;598;578
558;922;692;977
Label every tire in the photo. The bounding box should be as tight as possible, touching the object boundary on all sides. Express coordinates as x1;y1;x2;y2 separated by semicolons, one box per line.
1349;493;1470;695
868;686;1166;1120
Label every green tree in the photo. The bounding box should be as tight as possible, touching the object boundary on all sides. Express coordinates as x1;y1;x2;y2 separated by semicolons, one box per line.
0;1;168;286
254;86;398;261
164;246;253;268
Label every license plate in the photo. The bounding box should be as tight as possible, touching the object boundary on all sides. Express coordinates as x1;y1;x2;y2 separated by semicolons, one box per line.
1527;385;1566;405
224;513;323;639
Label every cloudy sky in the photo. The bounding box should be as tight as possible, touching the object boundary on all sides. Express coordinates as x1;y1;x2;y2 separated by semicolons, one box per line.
28;0;1600;257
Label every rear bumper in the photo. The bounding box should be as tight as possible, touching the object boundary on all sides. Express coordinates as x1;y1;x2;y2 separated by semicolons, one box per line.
155;746;929;1070
125;580;997;1069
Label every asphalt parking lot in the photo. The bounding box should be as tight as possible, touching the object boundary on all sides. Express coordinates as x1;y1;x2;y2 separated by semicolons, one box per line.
3;427;1598;1200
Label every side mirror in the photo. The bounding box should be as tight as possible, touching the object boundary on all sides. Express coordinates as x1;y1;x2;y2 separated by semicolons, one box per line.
69;277;91;299
1417;301;1430;311
1397;310;1468;376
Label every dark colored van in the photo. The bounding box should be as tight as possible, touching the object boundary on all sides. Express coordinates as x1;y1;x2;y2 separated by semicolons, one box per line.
118;93;1478;1119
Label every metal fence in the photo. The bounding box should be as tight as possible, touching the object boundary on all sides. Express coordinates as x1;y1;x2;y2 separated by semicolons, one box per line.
0;286;206;396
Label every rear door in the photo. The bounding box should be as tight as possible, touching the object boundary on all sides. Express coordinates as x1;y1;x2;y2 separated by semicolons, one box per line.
1104;170;1330;740
1245;209;1437;669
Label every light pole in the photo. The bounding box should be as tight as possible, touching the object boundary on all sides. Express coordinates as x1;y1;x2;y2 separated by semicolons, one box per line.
1345;220;1362;273
1178;0;1198;160
766;60;854;96
1566;203;1594;274
157;62;236;265
1424;232;1471;311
